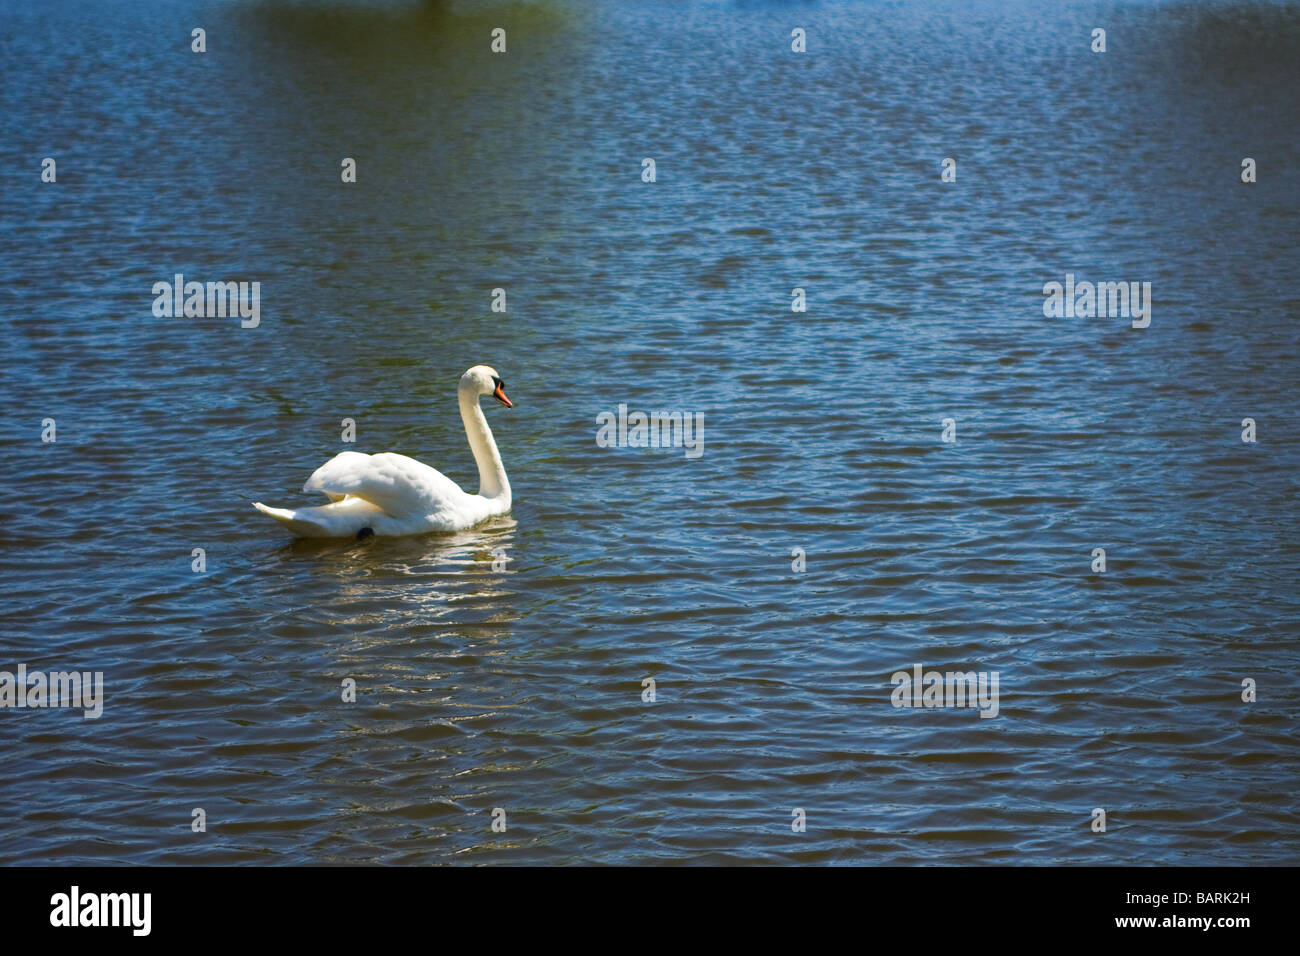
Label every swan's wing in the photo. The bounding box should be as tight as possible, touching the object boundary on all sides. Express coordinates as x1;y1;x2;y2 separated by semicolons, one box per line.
304;451;369;502
304;452;466;518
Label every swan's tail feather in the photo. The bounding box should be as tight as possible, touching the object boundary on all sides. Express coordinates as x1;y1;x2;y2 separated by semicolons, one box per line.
253;501;331;538
252;499;387;538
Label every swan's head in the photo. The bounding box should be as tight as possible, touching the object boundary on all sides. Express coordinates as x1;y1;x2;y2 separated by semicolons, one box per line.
461;365;513;408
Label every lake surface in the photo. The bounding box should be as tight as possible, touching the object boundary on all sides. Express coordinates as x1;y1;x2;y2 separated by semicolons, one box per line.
2;0;1298;865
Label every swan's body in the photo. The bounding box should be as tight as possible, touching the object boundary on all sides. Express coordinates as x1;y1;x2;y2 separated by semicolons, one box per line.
253;366;513;538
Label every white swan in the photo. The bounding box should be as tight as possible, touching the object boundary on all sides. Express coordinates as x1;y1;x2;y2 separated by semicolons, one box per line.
253;365;514;538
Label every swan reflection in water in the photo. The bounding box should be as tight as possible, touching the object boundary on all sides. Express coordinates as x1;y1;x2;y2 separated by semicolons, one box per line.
276;515;526;853
279;515;521;632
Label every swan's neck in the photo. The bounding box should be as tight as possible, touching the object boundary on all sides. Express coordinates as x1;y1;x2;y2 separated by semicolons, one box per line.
458;386;510;502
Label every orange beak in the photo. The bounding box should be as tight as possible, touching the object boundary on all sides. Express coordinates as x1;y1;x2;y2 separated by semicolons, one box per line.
493;382;514;407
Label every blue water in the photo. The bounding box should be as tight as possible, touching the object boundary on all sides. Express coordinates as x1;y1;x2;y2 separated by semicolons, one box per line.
1;0;1298;864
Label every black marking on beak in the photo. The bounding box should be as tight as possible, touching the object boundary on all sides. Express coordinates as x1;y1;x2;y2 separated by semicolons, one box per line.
491;376;514;408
